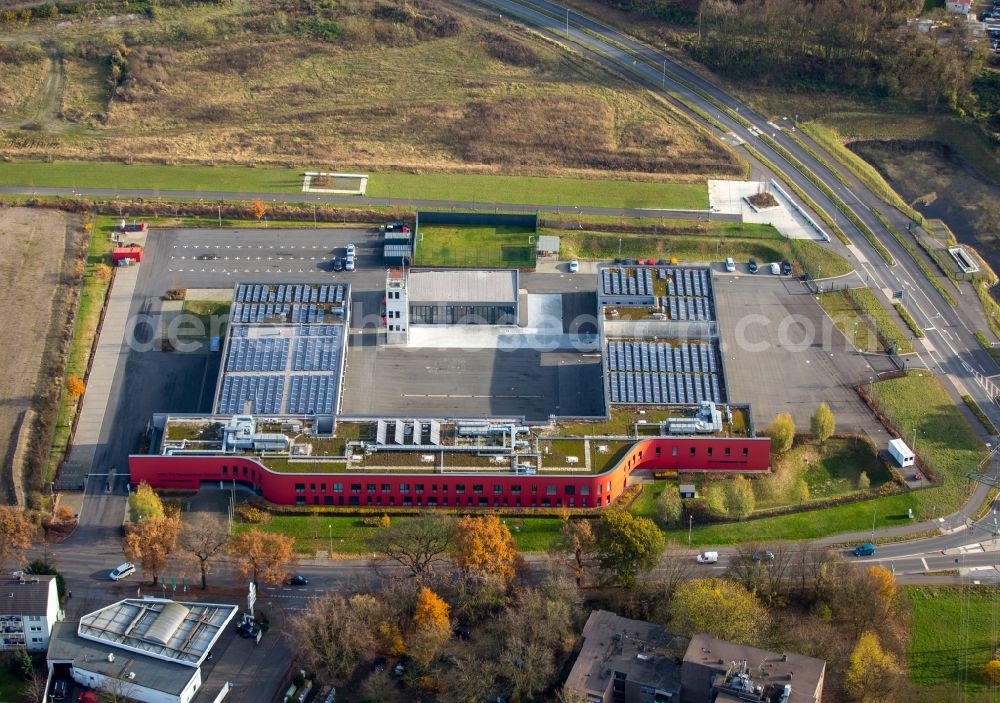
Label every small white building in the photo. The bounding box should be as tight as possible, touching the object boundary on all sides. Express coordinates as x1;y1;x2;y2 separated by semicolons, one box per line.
888;438;915;468
0;573;61;652
47;598;237;703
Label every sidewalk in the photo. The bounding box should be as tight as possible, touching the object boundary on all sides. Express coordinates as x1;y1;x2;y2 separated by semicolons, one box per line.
59;263;143;487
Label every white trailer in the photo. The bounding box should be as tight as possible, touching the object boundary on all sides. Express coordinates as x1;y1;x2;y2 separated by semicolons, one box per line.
888;438;915;468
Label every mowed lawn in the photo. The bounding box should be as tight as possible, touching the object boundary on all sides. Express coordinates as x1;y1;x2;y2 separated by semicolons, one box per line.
869;370;987;513
415;225;536;268
234;514;562;554
906;586;1000;701
0;161;707;210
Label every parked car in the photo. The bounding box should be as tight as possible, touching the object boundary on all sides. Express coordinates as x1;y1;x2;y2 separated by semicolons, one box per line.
454;625;471;640
696;551;719;564
332;257;344;272
287;575;309;586
770;262;781;275
748;258;758;274
345;255;356;271
568;260;579;273
781;260;793;275
725;257;736;272
51;680;67;700
109;562;135;581
77;693;99;703
236;613;260;639
372;657;388;672
852;543;876;557
393;663;406;677
345;243;356;258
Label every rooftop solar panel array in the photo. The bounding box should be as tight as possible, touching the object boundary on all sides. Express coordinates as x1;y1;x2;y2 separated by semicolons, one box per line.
601;267;716;322
225;338;290;372
606;340;725;405
292;335;342;372
286;375;338;415
216;283;349;417
232;284;345;325
218;375;285;414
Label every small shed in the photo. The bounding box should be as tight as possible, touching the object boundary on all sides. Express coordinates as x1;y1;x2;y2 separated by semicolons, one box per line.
679;484;697;499
536;235;560;256
112;244;143;263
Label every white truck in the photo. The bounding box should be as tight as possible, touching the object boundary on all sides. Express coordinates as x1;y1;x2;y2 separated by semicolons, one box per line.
887;438;915;468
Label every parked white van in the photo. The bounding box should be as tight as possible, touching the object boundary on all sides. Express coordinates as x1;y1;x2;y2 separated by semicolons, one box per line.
109;562;136;581
725;257;736;272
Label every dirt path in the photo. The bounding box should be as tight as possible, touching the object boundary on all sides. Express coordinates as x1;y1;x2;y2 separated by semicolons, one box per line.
0;208;71;502
0;47;66;131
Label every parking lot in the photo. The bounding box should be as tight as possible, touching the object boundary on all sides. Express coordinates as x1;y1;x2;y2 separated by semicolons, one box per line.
713;274;888;442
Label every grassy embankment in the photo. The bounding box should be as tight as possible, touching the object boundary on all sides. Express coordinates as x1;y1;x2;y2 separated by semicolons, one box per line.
817;288;915;354
0;161;709;211
47;215;115;480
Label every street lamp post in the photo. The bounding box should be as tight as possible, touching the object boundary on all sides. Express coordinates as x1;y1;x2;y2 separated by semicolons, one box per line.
688;515;693;546
328;524;333;556
871;510;877;543
913;428;918;454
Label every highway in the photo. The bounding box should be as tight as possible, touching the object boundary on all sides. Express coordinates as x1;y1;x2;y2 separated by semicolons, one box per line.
473;0;1000;516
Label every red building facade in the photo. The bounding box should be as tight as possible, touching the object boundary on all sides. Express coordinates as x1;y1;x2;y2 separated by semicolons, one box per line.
129;436;770;509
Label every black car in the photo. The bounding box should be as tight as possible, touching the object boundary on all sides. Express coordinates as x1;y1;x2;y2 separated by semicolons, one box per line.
332;257;344;272
288;575;309;586
372;657;388;672
748;258;758;274
781;260;793;275
454;625;471;640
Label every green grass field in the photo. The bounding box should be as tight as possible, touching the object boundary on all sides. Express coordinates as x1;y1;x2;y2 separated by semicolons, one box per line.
414;224;536;268
234;514;562;554
0;160;708;210
906;586;1000;702
870;370;987;513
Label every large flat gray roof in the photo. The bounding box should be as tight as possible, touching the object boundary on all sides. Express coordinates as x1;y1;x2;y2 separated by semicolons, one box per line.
408;269;518;304
48;621;196;696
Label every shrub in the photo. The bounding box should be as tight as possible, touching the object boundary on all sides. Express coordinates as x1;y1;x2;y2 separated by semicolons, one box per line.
235;502;272;524
984;660;1000;684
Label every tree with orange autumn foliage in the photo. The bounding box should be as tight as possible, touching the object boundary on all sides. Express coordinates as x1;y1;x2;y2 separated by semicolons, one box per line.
123;514;181;586
0;506;35;568
250;199;268;223
409;587;451;667
228;528;294;585
66;375;86;398
452;515;521;584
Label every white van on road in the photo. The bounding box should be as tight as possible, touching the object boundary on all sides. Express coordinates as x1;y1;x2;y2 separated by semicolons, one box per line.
696;551;719;564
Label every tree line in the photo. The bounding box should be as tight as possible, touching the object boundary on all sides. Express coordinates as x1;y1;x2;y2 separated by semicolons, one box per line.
694;0;988;112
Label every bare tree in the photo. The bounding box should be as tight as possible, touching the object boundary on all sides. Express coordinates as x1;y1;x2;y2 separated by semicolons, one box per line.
289;592;385;680
439;657;499;703
20;669;47;703
370;515;454;581
178;515;229;589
